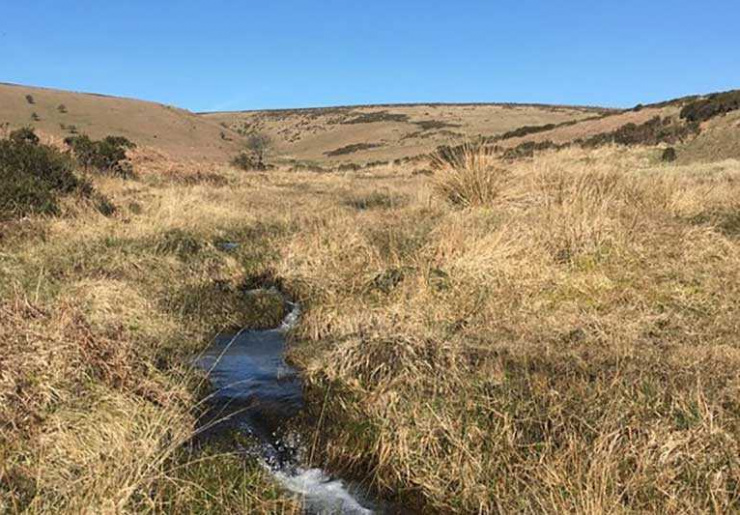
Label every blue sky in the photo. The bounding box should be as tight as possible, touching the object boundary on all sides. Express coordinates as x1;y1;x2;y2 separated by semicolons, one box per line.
2;1;738;111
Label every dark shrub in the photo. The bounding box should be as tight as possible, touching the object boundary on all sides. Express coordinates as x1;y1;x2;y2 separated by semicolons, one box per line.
0;129;92;220
231;152;260;171
412;168;434;176
25;95;34;105
680;90;740;123
343;111;410;124
363;160;389;168
325;143;382;157
64;134;136;177
57;104;68;114
662;147;677;162
288;162;329;173
502;140;563;160
498;123;558;140
9;127;40;145
582;117;699;148
336;163;361;172
414;120;461;131
30;112;40;122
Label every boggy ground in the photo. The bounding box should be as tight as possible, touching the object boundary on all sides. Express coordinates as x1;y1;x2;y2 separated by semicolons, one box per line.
2;143;740;513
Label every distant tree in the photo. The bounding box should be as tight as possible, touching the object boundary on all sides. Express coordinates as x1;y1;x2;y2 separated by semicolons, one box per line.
25;94;35;105
246;132;272;168
57;104;68;114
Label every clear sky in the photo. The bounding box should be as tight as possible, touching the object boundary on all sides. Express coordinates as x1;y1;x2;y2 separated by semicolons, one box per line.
2;1;738;112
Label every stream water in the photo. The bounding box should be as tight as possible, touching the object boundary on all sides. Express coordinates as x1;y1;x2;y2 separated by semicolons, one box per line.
196;294;378;514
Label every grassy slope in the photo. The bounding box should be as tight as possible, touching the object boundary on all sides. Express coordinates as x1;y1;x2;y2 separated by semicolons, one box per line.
678;110;740;163
497;105;680;147
0;83;244;161
201;103;608;164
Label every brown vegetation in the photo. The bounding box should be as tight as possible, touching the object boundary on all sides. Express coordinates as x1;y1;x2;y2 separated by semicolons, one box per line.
280;147;740;512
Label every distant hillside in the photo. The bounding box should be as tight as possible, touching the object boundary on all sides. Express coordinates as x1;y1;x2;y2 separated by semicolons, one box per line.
201;103;609;164
0;83;243;160
492;89;740;163
3;82;737;166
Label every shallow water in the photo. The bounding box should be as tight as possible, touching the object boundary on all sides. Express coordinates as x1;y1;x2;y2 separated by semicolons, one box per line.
197;297;377;514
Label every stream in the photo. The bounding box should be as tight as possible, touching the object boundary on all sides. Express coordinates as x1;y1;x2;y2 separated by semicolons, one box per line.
196;292;379;514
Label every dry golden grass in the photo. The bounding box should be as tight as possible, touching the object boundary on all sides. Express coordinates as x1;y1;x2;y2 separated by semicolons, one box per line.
431;141;510;206
0;165;300;513
2;142;740;513
276;146;740;512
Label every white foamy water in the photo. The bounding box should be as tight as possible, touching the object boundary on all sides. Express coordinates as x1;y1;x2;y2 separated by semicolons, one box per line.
279;300;301;332
274;468;374;515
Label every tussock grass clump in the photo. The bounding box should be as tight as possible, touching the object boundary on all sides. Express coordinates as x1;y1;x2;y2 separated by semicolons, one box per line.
431;141;509;206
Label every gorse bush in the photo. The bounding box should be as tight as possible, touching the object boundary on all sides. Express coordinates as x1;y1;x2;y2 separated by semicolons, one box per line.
680;90;740;123
9;127;40;145
581;116;699;148
324;142;382;157
65;134;136;177
431;141;509;206
502;139;563;160
231;152;258;171
0;128;91;220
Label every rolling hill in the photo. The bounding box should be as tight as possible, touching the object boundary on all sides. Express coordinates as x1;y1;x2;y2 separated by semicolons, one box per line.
201;103;610;164
2;82;738;167
0;82;243;160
